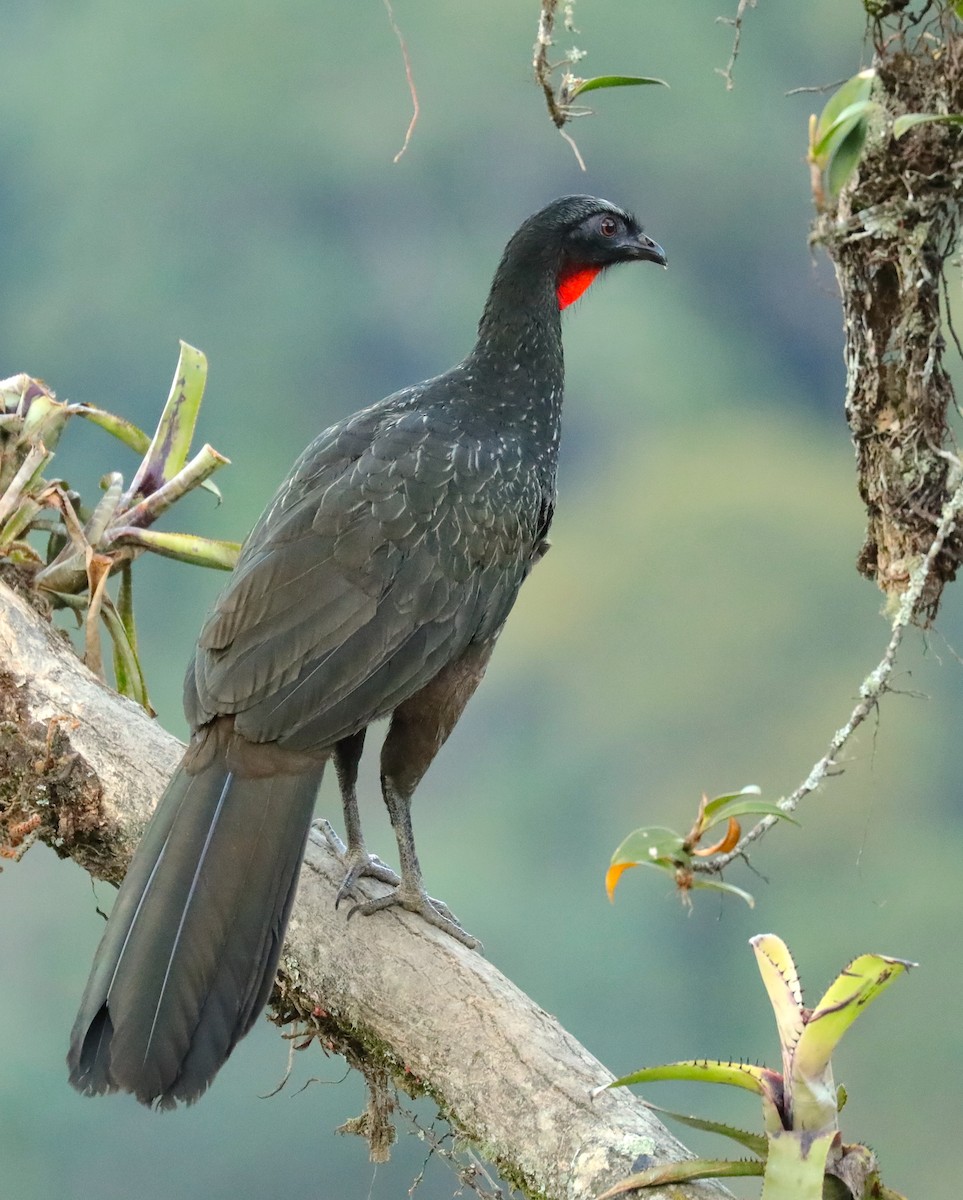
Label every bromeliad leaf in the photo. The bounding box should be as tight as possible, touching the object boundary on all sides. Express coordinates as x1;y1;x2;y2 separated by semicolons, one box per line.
640;1100;768;1157
595;1158;762;1199
751;935;805;1082
123;341;209;506
792;953;916;1085
5;344;233;710
603;1059;781;1098
105;527;240;571
101;592;153;712
75;405;151;454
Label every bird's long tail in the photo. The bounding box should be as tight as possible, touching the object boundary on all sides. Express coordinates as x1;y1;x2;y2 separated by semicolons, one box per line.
67;752;322;1109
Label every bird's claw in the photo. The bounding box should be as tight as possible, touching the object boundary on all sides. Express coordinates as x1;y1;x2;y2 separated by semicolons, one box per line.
347;886;480;950
315;818;402;905
315;819;479;948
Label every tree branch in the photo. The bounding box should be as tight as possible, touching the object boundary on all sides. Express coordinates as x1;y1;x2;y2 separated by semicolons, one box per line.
0;577;728;1200
696;470;963;874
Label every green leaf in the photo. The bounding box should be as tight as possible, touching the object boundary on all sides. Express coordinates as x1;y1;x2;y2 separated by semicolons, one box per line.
701;785;760;816
814;70;874;148
117;560;137;652
827;118;870;199
606;1059;780;1097
597;1158;763;1198
0;496;43;549
119;443;230;530
74;404;151;454
792;953;915;1085
123;341;208;504
83;472;124;544
0;443;52;526
710;800;798;825
100;593;152;712
568;74;668;100
606;826;688;898
106;526;241;570
688;877;755;907
702;786;799;827
200;476;224;503
20;390;72;450
609;826;687;867
751;934;805;1069
640;1100;768;1157
812;100;877;161
810;72;878;200
893;112;963;139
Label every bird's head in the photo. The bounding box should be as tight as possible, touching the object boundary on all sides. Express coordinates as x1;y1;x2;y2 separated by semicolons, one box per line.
493;196;666;312
547;196;666;309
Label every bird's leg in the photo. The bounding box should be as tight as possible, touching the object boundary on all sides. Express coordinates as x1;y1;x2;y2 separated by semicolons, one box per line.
319;728;400;905
348;776;479;950
344;646;494;949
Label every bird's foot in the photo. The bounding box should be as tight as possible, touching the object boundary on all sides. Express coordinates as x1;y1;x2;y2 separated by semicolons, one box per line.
348;884;480;950
314;818;402;905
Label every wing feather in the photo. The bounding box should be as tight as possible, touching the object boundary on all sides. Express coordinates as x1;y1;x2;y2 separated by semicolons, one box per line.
186;393;539;749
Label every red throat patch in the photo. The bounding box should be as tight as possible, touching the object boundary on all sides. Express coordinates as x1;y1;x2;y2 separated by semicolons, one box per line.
556;265;601;310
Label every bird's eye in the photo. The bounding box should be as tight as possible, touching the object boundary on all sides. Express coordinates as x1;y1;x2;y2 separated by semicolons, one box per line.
599;216;618;237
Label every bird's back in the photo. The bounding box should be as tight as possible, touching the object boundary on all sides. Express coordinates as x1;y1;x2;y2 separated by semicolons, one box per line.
185;365;557;753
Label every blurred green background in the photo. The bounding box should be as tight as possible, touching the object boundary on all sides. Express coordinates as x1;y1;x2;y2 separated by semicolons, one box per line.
2;2;959;1197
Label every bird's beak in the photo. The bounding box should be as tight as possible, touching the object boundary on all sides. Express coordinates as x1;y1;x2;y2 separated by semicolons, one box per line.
633;233;667;267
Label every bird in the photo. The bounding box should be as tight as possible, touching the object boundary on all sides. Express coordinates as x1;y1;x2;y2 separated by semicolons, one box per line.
68;195;666;1109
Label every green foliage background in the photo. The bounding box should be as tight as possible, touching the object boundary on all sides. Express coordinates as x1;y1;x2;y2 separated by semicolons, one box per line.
1;3;959;1197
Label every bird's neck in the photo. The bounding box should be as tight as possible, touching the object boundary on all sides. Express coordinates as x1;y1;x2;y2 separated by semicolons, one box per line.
465;264;565;439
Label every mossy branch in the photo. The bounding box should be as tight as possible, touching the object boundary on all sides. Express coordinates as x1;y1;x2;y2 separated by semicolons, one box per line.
0;577;729;1200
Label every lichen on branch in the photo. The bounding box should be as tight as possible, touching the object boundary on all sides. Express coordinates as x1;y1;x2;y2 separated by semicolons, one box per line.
812;9;963;619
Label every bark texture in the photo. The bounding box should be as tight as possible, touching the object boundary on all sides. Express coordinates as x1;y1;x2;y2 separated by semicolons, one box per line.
0;579;726;1200
812;13;963;618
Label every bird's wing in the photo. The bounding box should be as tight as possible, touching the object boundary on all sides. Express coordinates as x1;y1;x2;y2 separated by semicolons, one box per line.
187;402;536;751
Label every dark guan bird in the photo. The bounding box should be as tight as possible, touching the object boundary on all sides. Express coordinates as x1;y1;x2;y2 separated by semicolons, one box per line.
68;195;666;1109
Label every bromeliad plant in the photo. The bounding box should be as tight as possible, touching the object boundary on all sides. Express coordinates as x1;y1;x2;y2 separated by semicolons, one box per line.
594;934;912;1200
0;342;240;709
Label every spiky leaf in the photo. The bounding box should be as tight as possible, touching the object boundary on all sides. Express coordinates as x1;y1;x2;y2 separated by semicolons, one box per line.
605;1059;779;1097
751;934;805;1074
640;1100;768;1157
793;954;915;1085
596;1157;763;1199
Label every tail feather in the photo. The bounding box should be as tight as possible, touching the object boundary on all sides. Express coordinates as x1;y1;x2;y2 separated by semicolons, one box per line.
68;753;322;1108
